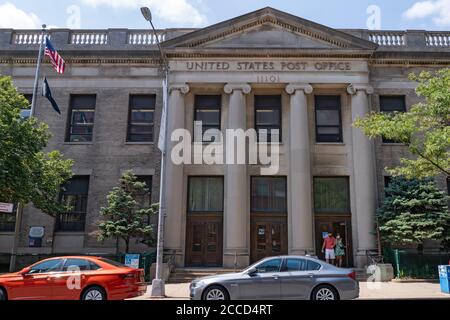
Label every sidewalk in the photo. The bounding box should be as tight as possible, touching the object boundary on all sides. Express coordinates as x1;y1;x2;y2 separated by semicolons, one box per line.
130;282;450;300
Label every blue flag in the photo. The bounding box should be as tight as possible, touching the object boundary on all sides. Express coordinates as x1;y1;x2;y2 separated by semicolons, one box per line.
42;77;61;115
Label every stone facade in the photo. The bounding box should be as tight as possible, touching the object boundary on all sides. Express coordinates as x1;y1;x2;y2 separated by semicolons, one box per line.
0;7;449;269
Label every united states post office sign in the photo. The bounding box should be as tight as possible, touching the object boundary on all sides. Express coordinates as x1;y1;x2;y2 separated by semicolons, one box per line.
170;60;368;72
0;202;14;213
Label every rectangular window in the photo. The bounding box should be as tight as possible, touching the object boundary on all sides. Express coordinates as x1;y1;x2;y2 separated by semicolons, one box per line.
194;95;221;143
0;206;16;232
127;95;155;142
315;96;343;143
56;176;90;232
255;95;282;143
21;94;32;119
380;96;406;143
251;177;287;212
188;177;224;212
314;177;350;214
66;95;96;142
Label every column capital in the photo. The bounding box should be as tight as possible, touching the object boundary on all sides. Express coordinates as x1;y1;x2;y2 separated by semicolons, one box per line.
347;84;374;95
224;83;252;95
170;83;190;95
285;83;313;95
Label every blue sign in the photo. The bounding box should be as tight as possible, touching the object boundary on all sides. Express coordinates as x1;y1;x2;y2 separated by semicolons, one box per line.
125;254;140;269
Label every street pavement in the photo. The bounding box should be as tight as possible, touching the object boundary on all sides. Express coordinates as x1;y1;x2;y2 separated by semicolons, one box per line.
130;281;450;300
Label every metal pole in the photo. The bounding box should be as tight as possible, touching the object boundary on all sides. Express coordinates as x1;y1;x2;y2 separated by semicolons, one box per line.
30;24;47;117
9;25;46;273
9;204;23;272
148;22;170;298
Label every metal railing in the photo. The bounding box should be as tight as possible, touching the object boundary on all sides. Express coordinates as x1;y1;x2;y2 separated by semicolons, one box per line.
384;248;450;279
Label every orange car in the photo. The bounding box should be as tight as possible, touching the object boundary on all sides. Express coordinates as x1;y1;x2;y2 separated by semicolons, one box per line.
0;256;147;300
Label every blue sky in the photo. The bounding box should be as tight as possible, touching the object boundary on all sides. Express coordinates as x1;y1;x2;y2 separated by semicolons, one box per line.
1;0;450;30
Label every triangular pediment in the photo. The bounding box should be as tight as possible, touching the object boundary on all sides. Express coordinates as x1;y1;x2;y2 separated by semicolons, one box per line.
163;7;378;52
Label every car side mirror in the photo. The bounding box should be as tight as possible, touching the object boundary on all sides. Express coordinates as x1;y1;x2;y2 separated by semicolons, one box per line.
20;267;31;276
247;268;258;277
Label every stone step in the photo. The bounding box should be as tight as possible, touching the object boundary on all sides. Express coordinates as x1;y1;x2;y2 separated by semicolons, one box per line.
168;268;241;284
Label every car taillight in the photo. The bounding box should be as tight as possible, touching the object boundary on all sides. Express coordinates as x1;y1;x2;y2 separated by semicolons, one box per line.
347;271;356;280
122;273;135;280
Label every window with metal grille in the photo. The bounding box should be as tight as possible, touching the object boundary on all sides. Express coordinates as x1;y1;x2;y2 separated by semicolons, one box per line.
127;95;155;142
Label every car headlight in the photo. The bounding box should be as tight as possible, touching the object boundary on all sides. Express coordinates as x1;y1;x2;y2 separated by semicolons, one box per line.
191;281;202;289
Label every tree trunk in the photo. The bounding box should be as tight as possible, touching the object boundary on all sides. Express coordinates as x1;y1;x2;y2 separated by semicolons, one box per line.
125;237;130;254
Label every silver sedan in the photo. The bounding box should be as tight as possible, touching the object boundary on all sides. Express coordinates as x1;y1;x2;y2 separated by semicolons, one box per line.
190;256;359;300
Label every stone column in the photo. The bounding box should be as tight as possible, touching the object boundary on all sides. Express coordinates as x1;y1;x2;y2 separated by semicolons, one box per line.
223;83;252;268
347;84;377;267
164;83;189;266
286;84;315;255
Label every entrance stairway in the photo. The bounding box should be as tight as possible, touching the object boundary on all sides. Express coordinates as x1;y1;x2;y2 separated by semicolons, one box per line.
168;268;240;284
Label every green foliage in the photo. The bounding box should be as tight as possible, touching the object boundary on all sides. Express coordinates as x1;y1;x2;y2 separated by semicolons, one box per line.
0;75;73;216
97;171;158;253
377;176;450;247
354;68;450;179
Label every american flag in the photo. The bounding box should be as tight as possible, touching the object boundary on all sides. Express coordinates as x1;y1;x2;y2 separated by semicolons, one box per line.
44;37;66;74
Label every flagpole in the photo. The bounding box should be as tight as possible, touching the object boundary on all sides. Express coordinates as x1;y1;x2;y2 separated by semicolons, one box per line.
30;24;47;117
9;24;46;273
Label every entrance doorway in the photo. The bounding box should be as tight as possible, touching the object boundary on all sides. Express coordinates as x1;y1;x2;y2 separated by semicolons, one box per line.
186;215;223;267
315;217;353;267
251;215;288;264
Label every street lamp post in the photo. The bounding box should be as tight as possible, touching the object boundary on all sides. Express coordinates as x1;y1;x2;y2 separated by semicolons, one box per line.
141;7;169;298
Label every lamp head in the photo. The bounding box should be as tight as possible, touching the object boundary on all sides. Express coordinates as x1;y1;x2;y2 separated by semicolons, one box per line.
140;7;152;22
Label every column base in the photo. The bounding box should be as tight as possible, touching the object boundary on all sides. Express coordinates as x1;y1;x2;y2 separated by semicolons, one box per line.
223;252;249;269
290;248;316;256
163;248;184;267
355;248;378;268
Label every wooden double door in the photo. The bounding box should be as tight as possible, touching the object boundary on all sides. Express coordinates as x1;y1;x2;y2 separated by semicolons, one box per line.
186;215;223;267
251;215;288;264
315;216;353;267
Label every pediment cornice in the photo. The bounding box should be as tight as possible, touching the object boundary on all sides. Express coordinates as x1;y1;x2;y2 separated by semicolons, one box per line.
163;7;378;51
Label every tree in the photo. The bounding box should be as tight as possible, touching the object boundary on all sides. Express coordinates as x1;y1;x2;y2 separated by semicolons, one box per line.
377;176;450;248
97;171;158;253
0;75;73;215
354;68;450;179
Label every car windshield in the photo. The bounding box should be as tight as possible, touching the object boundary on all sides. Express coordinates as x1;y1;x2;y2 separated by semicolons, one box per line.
99;258;128;268
243;258;282;273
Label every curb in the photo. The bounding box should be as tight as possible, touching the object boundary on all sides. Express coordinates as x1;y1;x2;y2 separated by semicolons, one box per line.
391;279;439;283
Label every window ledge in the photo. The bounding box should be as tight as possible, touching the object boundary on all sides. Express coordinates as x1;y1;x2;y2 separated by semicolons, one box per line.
257;142;284;146
0;232;15;235
193;142;223;145
125;142;155;145
54;232;85;236
315;142;345;146
63;142;93;146
381;143;407;146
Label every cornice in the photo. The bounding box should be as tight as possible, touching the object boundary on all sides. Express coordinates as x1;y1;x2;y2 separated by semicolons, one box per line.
0;57;162;66
183;19;351;49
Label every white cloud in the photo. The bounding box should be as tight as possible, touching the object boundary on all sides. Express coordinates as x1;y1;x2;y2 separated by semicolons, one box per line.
0;2;41;29
81;0;207;27
404;0;450;26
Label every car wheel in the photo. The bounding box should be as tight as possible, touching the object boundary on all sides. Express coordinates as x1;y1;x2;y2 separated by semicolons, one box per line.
81;286;106;301
311;285;339;301
0;288;6;301
202;285;229;301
